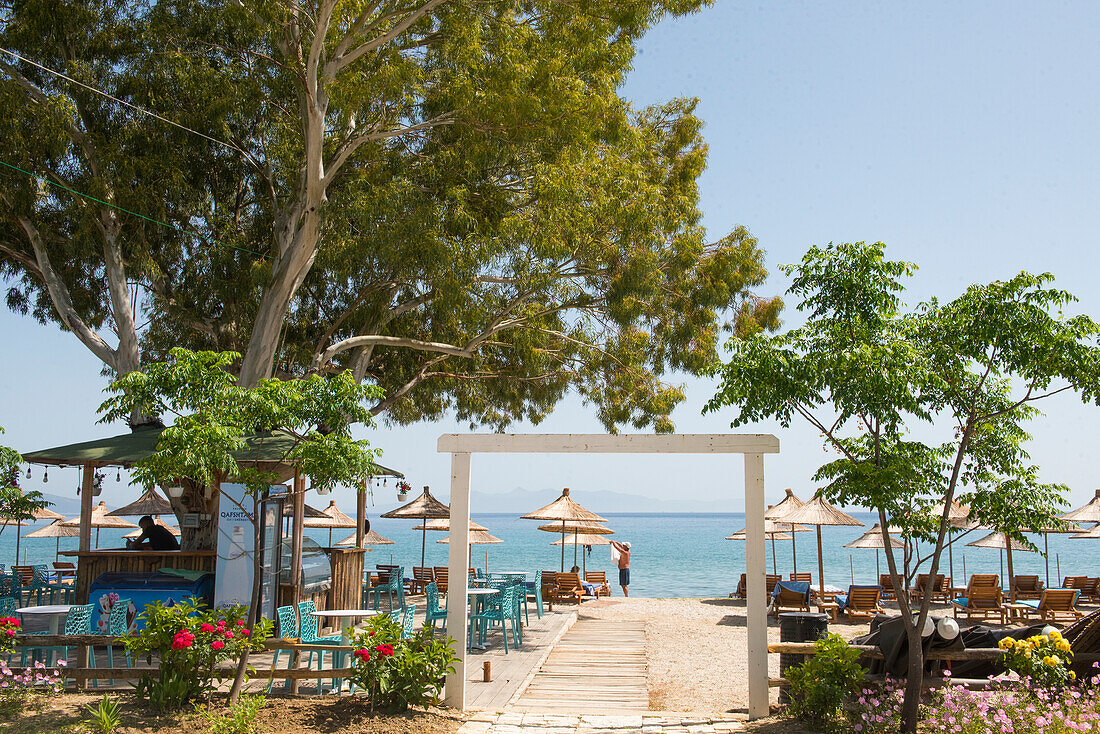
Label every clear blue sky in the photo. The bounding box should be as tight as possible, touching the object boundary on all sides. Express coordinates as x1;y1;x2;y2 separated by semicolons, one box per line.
2;1;1099;514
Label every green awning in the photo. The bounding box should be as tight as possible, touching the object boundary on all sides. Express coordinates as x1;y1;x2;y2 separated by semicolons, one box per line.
22;425;403;477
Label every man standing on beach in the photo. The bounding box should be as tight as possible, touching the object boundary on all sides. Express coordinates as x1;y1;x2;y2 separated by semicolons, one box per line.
610;540;631;597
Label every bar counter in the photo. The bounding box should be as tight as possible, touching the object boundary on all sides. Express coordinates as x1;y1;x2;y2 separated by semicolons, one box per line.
60;549;216;604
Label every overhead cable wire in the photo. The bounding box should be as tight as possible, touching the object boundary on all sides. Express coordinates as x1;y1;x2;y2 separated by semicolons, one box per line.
0;47;241;155
0;158;271;261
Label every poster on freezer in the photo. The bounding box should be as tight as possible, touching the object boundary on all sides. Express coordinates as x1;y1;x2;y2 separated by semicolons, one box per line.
215;482;254;608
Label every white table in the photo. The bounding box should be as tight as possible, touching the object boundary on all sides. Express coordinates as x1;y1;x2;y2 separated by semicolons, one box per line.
466;588;500;650
16;604;74;635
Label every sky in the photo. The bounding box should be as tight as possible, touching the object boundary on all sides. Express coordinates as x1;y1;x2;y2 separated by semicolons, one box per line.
2;1;1100;516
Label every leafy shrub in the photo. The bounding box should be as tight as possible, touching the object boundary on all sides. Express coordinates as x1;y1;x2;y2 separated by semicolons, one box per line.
785;633;866;731
346;614;456;712
85;694;122;733
125;598;271;711
197;693;266;734
0;617;19;658
999;628;1075;688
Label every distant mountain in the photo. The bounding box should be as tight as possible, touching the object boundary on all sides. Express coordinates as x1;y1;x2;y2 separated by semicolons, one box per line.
36;492;82;517
467;487;734;514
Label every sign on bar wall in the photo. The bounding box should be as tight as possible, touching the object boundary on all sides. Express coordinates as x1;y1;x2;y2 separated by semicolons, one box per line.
215;482;254;607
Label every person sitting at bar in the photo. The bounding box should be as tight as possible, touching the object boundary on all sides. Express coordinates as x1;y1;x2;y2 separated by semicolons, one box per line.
126;515;180;551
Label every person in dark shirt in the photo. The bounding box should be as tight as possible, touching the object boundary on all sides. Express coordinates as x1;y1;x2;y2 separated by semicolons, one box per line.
127;515;180;551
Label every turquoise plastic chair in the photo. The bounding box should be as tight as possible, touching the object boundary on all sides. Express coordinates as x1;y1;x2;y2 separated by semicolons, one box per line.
400;604;416;639
424;582;447;632
297;600;342;694
469;585;518;653
266;605;299;693
90;598;132;686
25;603;93;668
369;567;405;611
529;570;544;618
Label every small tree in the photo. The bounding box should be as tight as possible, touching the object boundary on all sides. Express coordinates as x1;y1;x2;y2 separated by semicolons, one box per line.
98;349;383;702
0;428;50;564
706;241;1100;733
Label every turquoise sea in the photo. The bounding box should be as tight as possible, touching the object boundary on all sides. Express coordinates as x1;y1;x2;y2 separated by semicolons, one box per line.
0;512;1091;597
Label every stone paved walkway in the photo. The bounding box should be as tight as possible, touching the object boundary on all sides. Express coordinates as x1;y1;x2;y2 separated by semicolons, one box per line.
458;710;748;734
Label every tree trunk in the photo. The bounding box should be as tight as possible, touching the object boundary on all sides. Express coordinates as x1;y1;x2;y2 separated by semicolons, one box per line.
170;480;220;551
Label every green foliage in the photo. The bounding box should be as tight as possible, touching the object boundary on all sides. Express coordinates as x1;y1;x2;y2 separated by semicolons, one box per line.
0;428;50;536
85;694;122;734
98;348;382;497
1;0;779;432
707;241;1100;549
785;634;865;731
197;694;266;734
999;628;1075;689
347;614;457;712
125;598;272;711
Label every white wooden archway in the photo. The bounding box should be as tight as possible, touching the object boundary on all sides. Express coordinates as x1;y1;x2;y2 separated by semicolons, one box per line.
438;433;780;719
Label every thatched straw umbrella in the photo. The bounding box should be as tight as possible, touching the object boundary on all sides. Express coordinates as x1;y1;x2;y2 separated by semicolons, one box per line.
552;533;611;575
412;518;489;532
537;520;613;570
765;489;809;573
335;528;396;547
437;529;503;572
927;500;980;587
107;488;173;517
1062;490;1100;524
779;494;863;598
3;504;64;564
966;531;1032;585
60;501;138;547
380;486;450;567
122;516;180;539
23;519;80;562
843;523;905;578
304;500;358;547
522;488;608;571
726;518;805;574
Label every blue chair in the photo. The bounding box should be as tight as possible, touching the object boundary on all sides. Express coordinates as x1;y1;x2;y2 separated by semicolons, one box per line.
298;600;342;694
91;598;132;686
266;605;299;693
369;567;405;611
424;582;447;632
400;604;416;639
469;585;518;653
24;603;93;668
528;570;544;619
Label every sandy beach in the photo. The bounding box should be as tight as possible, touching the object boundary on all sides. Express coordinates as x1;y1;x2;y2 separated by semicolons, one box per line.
576;597;879;713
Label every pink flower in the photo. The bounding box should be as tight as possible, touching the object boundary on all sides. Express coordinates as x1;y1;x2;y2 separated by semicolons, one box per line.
199;623;215;633
211;640;225;650
237;621;245;627
241;629;250;636
223;631;234;639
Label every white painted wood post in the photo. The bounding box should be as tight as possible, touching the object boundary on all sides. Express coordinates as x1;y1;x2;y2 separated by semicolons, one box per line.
744;452;768;719
444;451;471;709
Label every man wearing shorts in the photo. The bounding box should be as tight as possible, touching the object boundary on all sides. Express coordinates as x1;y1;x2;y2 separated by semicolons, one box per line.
610;540;631;597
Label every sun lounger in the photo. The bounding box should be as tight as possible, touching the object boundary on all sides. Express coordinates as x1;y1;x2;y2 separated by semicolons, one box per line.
836;585;885;621
910;574;946;604
878;574;900;600
549;572;589;604
952;584;1005;624
732;573;747;599
585;571;611;598
1009;588;1082;623
770;580;811;616
412;566;434;594
766;574;782;595
789;572;812;584
1010;574;1043;602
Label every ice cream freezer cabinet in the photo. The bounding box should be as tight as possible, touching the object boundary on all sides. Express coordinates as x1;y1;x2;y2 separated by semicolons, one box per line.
87;571;215;632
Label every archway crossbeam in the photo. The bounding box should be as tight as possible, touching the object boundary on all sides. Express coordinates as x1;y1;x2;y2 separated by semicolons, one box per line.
437;433;779;719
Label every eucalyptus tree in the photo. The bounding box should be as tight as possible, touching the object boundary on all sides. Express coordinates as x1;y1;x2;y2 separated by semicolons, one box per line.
707;241;1100;732
1;0;780;433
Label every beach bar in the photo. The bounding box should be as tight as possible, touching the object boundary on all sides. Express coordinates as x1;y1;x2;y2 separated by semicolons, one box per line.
21;424;401;617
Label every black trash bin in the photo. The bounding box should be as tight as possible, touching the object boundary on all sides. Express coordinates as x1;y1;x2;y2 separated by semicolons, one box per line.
778;612;829;703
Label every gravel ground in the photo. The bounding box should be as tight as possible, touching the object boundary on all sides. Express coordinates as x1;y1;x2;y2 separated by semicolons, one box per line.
576;597;871;714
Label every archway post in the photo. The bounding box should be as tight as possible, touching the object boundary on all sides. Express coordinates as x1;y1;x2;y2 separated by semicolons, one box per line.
438;433;778;719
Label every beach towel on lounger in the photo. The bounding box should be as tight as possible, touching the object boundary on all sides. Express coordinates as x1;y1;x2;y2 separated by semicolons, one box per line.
771;580;811;602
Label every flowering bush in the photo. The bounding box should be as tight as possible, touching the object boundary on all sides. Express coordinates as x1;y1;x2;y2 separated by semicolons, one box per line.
0;659;65;718
999;628;1075;688
0;617;20;658
347;614;456;712
125;598;271;711
849;667;1100;734
785;633;866;731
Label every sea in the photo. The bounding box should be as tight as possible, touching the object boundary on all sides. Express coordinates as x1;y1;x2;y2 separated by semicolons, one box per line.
1;512;1088;597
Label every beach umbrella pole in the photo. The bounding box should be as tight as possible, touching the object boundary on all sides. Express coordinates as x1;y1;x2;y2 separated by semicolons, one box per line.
14;522;20;567
1044;533;1050;588
816;525;825;604
792;534;797;575
1005;534;1015;590
560;520;566;572
949;539;954;589
876;549;880;578
850;555;854;585
770;535;776;575
421;524;427;568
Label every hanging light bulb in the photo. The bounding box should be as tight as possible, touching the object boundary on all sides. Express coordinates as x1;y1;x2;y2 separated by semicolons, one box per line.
42;469;48;484
116;469;121;482
25;466;31;479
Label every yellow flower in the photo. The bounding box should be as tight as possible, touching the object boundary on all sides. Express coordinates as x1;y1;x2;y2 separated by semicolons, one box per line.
1043;655;1061;667
1023;649;1032;658
1069;671;1077;680
1048;630;1062;642
1058;640;1071;653
999;638;1012;650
